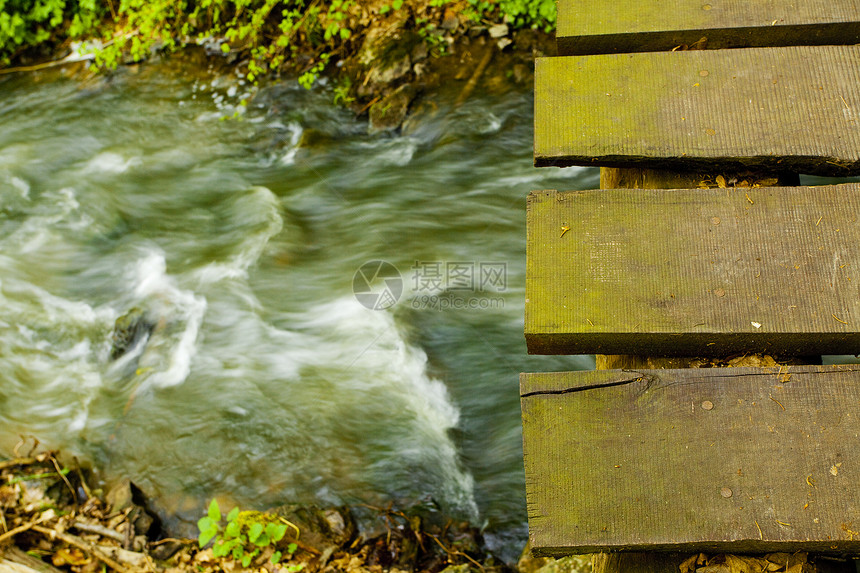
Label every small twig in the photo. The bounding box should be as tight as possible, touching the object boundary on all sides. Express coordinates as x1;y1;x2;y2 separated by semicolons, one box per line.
277;516;301;540
74;460;92;500
49;454;76;503
0;52;94;75
832;313;849;325
0;458;38;471
755;520;763;540
769;394;785;411
72;521;126;543
32;525;129;573
428;533;485;571
287;536;321;555
0;513;51;544
355;94;381;116
455;46;493;107
150;537;190;546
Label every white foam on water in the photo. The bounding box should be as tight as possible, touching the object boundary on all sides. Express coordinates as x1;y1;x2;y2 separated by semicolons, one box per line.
479;112;502;134
356;138;418;167
192;187;284;285
278;123;304;165
83;152;142;174
0;276;112;438
267;298;479;518
125;249;207;390
9;176;29;199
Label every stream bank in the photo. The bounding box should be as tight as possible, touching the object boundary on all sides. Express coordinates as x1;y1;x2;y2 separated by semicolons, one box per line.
0;453;589;573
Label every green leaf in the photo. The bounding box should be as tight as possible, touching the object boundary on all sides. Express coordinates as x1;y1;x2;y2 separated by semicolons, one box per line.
212;541;228;557
226;507;239;522
197;526;217;547
252;532;270;547
197;516;214;534
232;545;244;560
288;542;298;555
248;522;263;542
207;499;221;522
393;0;404;9
340;27;350;40
221;42;230;53
266;523;288;542
224;520;240;539
271;551;282;564
242;554;252;568
379;4;389;13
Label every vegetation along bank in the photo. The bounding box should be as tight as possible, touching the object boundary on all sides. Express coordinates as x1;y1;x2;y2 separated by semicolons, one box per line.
1;0;558;129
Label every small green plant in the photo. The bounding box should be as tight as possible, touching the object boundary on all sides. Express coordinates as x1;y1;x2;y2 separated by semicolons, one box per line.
323;0;354;41
197;499;301;569
0;0;102;66
298;52;330;89
379;0;403;15
332;77;355;105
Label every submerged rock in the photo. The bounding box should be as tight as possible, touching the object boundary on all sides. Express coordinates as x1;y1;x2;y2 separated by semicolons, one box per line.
110;307;155;360
369;85;417;132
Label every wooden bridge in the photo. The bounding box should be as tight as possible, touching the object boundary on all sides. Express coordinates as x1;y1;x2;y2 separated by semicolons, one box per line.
522;2;860;571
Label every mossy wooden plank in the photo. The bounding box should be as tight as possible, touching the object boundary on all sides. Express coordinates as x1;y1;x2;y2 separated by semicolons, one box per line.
534;46;860;176
521;366;860;555
525;185;860;356
557;0;860;56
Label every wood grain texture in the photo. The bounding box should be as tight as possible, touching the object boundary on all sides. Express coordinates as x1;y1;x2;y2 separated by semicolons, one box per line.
591;553;691;573
521;366;860;555
557;0;860;55
525;184;860;356
534;46;860;176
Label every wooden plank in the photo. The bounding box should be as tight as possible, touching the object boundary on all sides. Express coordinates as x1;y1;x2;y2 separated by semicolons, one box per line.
525;184;860;356
590;553;857;573
534;46;860;176
586;172;816;569
520;365;860;555
557;0;860;56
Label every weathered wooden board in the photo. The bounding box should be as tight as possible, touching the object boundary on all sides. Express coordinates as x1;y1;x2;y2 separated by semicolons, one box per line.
534;46;860;176
557;0;860;56
521;366;860;555
525;185;860;356
591;553;856;573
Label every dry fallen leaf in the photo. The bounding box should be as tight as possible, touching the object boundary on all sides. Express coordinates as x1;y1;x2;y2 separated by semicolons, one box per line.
52;547;90;566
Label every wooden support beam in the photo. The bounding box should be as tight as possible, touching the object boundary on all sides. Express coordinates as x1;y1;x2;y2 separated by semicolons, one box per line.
557;0;860;56
534;46;860;176
521;366;860;556
525;183;860;356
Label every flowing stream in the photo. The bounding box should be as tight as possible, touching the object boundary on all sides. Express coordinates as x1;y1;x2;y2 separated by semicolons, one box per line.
0;56;594;558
